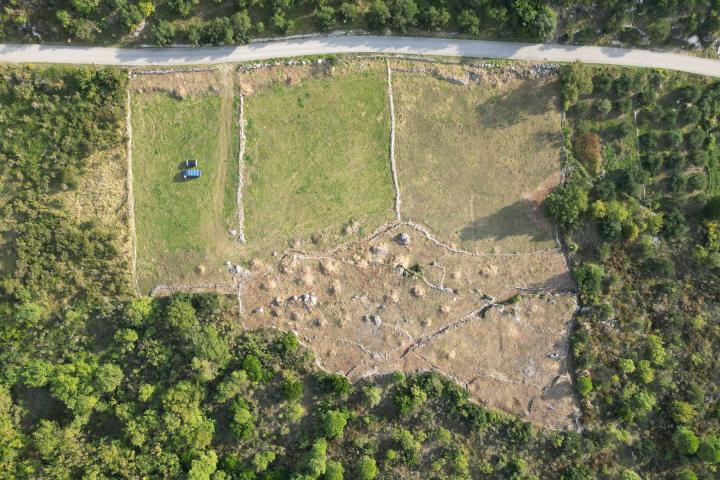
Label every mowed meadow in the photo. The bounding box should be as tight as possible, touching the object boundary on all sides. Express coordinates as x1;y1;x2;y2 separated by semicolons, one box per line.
131;77;239;292
242;65;395;255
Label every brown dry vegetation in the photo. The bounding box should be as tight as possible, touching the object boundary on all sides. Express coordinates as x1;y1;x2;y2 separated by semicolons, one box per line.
241;224;578;429
56;146;134;272
392;62;563;253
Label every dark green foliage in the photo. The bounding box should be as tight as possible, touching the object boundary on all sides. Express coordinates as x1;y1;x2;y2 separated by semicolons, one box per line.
574;263;604;304
366;0;391;30
4;0;720;50
314;5;336;32
153;20;176;47
545;184;589;231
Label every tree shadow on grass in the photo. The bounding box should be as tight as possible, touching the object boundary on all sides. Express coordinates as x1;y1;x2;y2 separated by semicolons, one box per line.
459;199;553;244
476;80;560;129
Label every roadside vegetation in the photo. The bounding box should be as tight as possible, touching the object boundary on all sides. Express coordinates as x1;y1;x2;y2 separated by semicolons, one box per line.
243;65;394;254
132;81;239;292
545;63;720;478
4;0;719;53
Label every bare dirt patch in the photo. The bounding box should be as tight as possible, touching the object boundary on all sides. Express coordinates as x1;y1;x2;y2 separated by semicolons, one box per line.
240;223;578;429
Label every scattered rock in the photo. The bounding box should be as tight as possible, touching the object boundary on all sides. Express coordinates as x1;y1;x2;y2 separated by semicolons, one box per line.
252;306;264;314
344;220;360;235
301;270;316;286
328;282;342;296
172;86;187;99
319;260;337;276
396;233;411;246
271;297;283;307
229;229;237;236
439;304;451;315
446;350;456;360
370;244;389;256
421;318;433;328
370;315;382;326
314;317;326;327
480;264;498;278
195;265;206;275
386;291;400;304
411;285;425;298
260;279;276;291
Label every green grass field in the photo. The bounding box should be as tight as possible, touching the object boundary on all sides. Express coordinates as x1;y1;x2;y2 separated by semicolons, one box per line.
394;72;563;253
243;68;395;254
132;90;238;292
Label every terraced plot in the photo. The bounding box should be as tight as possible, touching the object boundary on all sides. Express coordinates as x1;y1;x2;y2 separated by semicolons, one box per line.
242;65;395;255
132;71;239;293
393;66;563;253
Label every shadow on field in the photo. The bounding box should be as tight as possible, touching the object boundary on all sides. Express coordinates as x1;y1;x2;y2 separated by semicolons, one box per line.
528;272;574;291
459;199;551;243
476;80;560;129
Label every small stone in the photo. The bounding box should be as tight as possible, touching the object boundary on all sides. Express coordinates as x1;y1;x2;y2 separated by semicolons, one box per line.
439;304;451;314
314;317;326;327
195;265;206;274
319;260;337;275
370;245;389;256
411;285;425;298
271;297;283;307
229;229;237;236
371;315;382;326
397;233;411;246
253;306;264;314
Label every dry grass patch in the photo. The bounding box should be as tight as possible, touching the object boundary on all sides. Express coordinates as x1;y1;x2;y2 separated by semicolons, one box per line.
394;67;563;253
240;224;577;429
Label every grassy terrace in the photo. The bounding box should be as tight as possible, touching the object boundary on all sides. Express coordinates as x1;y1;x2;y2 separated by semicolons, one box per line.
394;72;563;253
132;91;238;292
243;67;395;254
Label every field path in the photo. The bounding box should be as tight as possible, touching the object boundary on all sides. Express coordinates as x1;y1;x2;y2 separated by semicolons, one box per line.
213;66;234;222
2;36;720;76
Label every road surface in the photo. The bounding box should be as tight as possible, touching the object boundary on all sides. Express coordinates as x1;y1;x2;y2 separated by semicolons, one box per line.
1;36;720;76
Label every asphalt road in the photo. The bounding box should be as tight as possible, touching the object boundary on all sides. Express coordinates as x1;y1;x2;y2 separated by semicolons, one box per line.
1;35;720;76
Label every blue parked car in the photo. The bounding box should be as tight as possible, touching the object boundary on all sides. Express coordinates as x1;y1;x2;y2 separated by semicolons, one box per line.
182;169;201;179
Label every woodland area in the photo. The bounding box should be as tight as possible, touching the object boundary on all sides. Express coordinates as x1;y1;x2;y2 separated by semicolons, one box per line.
2;0;720;51
1;60;720;478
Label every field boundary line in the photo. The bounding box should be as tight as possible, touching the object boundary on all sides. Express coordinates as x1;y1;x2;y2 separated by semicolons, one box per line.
236;90;247;243
133;67;217;75
406;220;561;257
149;282;236;296
386;59;401;220
125;78;139;295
